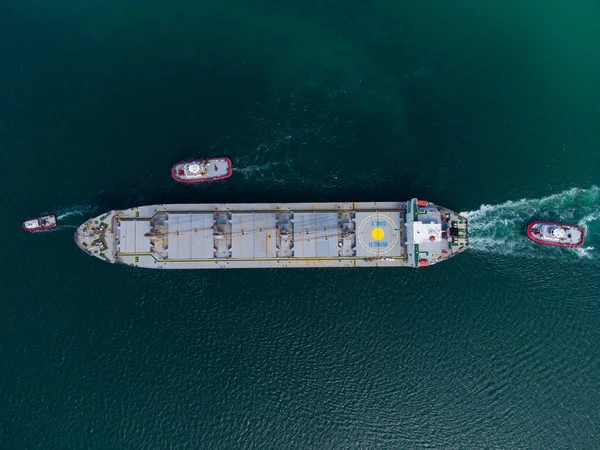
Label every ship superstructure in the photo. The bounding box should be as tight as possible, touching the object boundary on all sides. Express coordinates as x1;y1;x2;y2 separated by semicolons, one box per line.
75;199;468;269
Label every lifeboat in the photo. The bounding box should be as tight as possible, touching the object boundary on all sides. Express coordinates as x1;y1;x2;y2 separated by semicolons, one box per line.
22;214;57;232
171;157;232;183
527;221;585;248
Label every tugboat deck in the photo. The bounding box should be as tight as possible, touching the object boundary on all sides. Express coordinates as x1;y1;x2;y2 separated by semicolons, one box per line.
172;158;232;182
527;221;585;247
23;214;57;232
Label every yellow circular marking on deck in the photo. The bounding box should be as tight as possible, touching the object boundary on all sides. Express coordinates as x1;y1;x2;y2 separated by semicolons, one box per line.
372;227;385;241
357;213;400;255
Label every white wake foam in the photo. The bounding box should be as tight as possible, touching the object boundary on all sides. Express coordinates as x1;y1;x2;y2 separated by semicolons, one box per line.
462;186;600;258
55;205;101;221
234;160;291;180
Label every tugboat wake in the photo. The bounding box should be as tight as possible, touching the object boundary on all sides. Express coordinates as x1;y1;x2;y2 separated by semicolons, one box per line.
462;187;600;259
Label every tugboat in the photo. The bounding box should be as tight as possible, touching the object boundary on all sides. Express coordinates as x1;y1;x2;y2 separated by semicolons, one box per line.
171;157;232;183
22;214;57;232
527;221;585;248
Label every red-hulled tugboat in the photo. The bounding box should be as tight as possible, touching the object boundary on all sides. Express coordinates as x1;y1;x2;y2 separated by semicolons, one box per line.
171;157;232;183
22;214;57;232
527;221;585;248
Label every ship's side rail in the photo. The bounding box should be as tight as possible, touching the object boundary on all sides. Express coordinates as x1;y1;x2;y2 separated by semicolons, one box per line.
116;253;410;269
114;201;406;220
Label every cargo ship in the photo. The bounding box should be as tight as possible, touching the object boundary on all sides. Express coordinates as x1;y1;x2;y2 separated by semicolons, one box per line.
75;199;468;269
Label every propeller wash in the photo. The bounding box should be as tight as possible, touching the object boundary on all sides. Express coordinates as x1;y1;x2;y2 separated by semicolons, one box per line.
462;187;600;258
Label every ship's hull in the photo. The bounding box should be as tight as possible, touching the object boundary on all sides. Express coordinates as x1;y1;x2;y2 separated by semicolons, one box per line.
527;221;585;247
75;200;469;269
171;157;232;183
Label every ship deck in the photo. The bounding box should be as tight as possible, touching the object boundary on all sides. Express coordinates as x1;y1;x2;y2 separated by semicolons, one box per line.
75;201;468;269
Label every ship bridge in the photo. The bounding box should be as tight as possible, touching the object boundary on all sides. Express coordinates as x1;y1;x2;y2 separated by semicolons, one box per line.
405;199;468;267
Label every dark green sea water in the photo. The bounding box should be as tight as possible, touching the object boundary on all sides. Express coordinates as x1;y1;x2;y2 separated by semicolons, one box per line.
2;1;600;448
